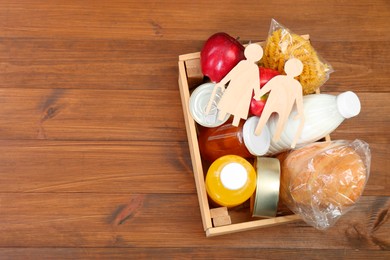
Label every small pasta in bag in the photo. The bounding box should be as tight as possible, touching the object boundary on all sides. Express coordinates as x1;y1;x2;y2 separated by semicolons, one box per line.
261;19;333;95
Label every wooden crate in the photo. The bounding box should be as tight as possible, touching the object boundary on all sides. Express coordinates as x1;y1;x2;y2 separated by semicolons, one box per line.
178;37;316;237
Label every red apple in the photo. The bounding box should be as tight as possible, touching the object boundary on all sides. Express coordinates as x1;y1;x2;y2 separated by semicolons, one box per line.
259;67;280;88
249;67;280;116
250;95;267;116
200;32;245;83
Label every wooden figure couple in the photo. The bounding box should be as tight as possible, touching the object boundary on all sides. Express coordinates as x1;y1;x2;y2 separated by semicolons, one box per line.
206;43;305;148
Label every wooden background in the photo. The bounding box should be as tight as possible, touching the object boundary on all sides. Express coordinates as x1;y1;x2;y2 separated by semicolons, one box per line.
0;0;389;259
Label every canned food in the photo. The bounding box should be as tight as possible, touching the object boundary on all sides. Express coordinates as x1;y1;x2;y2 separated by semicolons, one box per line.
251;157;281;218
189;82;230;127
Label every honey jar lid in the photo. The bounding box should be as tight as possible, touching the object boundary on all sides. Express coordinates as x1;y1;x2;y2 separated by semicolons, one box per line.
243;116;271;156
189;82;230;127
251;157;281;218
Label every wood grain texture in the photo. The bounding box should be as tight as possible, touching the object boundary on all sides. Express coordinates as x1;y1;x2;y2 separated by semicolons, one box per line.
1;0;389;41
0;90;387;142
0;194;388;249
0;248;388;260
0;140;386;195
0;141;195;193
0;89;186;141
0;0;389;258
0;40;388;92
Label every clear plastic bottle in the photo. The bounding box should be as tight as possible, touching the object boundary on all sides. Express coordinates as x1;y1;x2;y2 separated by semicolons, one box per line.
198;116;271;162
266;91;361;155
205;155;257;208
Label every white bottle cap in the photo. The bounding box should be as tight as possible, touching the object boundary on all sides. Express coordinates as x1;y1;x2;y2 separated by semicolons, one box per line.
243;116;271;156
336;91;361;119
220;162;248;190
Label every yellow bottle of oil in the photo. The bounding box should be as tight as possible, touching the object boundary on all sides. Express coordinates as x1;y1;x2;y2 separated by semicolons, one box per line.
205;155;257;208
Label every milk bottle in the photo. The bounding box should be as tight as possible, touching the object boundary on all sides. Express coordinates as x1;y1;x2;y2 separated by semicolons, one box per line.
266;91;361;155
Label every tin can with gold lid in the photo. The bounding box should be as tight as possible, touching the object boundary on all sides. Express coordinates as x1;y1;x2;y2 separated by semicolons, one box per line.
251;157;281;218
189;82;230;127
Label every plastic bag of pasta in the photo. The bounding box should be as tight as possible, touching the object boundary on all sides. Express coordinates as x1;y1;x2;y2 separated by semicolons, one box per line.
278;139;371;230
260;19;334;95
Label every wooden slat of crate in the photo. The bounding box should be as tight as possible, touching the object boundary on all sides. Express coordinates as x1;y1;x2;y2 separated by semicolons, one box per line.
178;60;213;231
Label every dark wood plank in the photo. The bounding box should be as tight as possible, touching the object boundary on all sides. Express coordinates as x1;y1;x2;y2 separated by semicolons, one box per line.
315;41;390;93
0;39;388;92
0;140;386;196
0;1;389;41
0;248;388;260
0;88;186;141
0;140;195;193
0;38;189;90
0;193;388;249
0;90;387;142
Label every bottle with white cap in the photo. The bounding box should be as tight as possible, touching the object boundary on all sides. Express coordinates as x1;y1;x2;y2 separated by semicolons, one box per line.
205;155;257;208
266;91;361;155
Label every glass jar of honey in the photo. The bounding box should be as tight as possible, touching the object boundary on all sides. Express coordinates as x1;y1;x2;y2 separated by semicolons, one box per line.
198;116;271;162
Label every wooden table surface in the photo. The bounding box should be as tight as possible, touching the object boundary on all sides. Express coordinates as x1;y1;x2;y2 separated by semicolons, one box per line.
0;1;389;259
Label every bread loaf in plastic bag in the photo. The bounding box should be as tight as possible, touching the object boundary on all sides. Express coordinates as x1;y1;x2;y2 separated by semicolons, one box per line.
278;139;371;230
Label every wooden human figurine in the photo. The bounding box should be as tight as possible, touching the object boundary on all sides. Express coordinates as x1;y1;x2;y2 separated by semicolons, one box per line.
206;43;263;126
254;58;305;148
